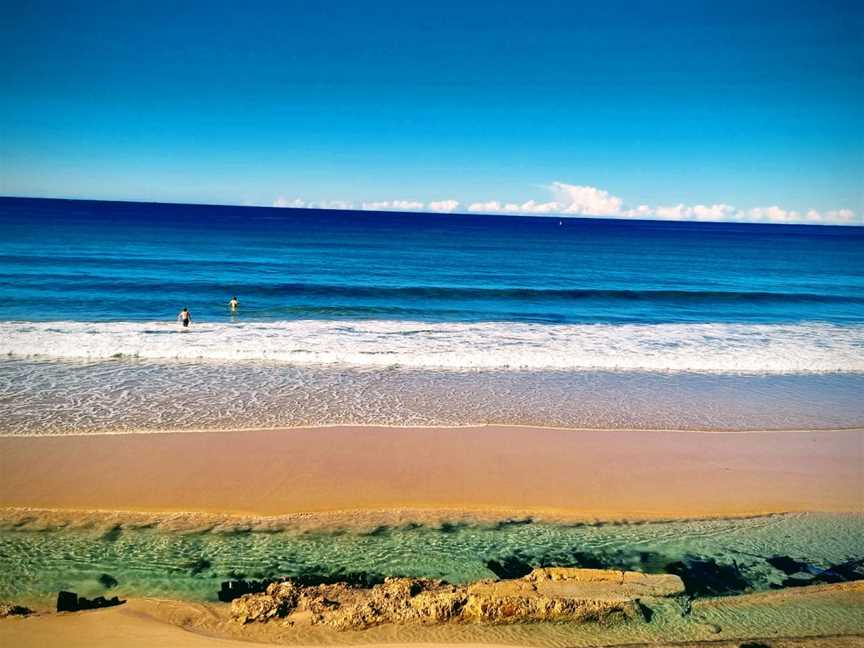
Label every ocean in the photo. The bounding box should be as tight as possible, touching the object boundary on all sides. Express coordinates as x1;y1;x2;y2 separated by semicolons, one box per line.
1;196;863;434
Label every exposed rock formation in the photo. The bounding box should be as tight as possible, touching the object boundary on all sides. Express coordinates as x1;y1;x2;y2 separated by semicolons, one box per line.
56;591;77;612
56;591;124;612
217;578;272;602
0;602;33;617
230;567;685;630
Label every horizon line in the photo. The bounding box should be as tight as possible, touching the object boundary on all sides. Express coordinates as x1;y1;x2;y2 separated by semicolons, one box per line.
1;194;862;228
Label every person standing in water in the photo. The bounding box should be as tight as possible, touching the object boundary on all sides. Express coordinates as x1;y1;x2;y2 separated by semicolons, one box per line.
229;296;239;312
177;307;192;328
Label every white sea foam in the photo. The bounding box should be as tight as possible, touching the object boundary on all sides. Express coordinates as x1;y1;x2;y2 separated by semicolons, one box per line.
1;319;862;373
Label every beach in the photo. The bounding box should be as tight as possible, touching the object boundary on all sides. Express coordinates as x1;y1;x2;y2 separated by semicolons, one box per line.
4;0;864;643
1;425;862;518
1;199;863;646
2;424;863;646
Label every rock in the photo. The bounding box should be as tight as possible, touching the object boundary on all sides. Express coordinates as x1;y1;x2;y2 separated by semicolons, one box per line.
186;558;212;576
463;589;631;625
323;578;461;631
57;591;78;612
829;557;864;582
0;602;33;617
665;557;750;596
528;567;686;598
777;557;864;588
231;581;300;624
218;578;273;602
228;567;685;630
486;556;533;579
98;573;118;589
56;591;124;613
77;595;124;610
766;555;810;576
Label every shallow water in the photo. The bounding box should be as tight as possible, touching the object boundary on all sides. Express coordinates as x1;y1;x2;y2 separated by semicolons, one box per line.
3;358;864;434
1;512;861;607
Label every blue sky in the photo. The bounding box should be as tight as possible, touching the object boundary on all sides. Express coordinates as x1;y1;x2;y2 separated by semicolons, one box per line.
1;1;862;224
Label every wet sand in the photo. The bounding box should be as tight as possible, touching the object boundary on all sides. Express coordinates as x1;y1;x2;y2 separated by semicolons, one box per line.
1;425;861;518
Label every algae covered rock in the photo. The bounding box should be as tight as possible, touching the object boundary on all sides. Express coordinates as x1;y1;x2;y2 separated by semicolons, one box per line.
55;591;124;613
0;602;33;617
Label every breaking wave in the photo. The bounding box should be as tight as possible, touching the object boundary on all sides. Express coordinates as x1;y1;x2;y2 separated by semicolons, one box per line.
2;319;862;374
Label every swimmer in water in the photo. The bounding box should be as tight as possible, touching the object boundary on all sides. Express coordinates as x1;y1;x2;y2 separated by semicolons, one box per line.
229;296;239;311
177;307;191;328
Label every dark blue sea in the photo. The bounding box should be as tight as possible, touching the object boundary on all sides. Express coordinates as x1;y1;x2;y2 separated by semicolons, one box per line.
1;196;862;433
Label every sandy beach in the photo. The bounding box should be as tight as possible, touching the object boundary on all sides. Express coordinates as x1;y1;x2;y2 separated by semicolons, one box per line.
1;425;862;518
2;426;862;647
4;1;864;644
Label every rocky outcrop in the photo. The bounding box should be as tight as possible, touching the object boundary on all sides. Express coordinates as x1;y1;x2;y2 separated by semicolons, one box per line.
0;602;33;617
217;579;273;602
56;591;124;612
230;567;685;630
526;567;686;597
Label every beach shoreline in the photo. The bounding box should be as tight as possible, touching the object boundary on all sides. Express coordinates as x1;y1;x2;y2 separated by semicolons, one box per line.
3;424;862;646
1;425;861;519
3;421;864;439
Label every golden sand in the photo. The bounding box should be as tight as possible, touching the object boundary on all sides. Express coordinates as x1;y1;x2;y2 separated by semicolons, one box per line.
1;425;861;518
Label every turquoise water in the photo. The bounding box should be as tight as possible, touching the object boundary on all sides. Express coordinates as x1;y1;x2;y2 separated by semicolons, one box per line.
2;512;861;606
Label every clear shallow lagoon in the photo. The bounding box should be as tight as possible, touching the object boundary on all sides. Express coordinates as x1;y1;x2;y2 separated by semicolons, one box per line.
1;512;861;606
1;197;863;433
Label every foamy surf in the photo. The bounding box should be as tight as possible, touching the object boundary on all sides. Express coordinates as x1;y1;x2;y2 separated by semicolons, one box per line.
2;319;863;373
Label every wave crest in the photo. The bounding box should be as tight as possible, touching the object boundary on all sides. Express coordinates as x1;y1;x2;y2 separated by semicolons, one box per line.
1;320;862;373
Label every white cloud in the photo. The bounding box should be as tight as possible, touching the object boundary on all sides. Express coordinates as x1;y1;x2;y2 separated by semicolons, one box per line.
272;197;355;210
360;201;390;211
464;182;858;225
276;185;859;225
820;209;857;224
514;200;561;214
361;200;426;211
621;204;653;218
316;200;354;210
694;204;737;221
468;201;504;212
551;182;623;216
744;206;800;223
467;200;562;214
273;197;306;208
428;199;460;213
277;199;463;214
390;200;424;210
652;203;737;221
653;204;686;220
